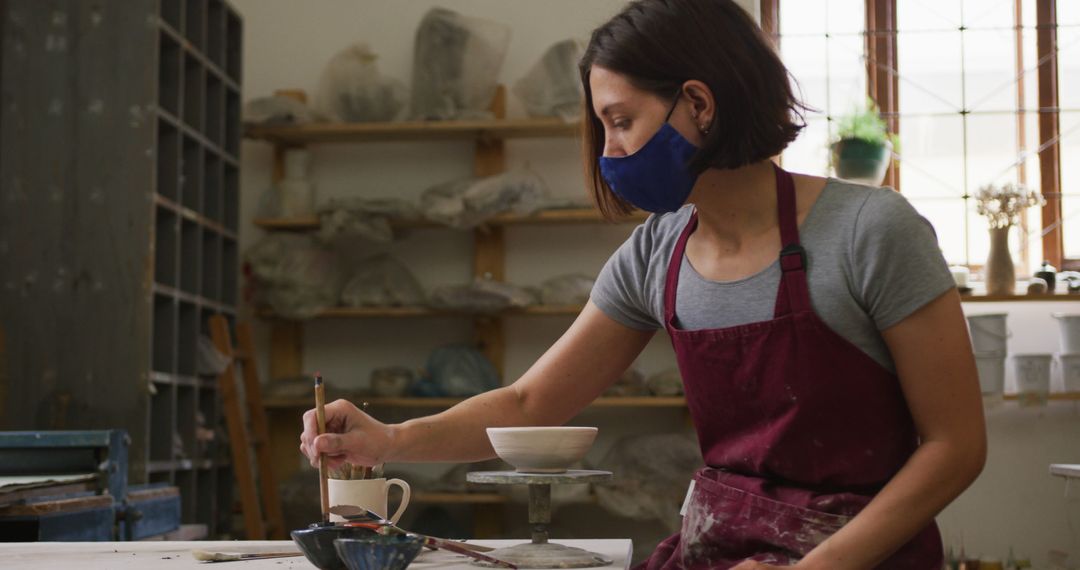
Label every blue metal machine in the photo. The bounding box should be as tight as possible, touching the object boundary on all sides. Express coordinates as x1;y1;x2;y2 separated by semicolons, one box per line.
0;430;181;541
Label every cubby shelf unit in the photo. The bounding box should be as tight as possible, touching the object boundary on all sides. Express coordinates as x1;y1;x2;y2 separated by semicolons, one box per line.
152;0;243;537
0;0;243;539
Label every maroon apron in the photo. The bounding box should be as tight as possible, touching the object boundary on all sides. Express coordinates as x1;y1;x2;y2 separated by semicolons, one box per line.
637;166;943;569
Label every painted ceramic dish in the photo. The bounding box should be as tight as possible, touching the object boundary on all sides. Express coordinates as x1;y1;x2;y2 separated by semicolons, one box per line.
291;523;376;570
486;426;598;473
333;535;425;570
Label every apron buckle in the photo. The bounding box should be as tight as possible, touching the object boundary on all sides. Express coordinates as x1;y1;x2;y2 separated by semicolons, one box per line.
780;244;807;272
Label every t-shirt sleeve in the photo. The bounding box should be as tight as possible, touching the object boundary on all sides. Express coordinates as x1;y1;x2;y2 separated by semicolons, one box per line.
590;220;663;331
851;188;957;331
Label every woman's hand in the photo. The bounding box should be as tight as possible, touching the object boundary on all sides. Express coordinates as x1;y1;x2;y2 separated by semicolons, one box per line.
299;399;395;470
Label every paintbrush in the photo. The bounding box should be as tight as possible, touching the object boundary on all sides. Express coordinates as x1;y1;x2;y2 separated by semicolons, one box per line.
314;371;329;524
192;549;301;562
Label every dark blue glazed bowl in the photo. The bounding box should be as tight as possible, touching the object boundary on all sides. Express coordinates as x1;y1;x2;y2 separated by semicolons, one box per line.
290;523;376;570
333;535;426;570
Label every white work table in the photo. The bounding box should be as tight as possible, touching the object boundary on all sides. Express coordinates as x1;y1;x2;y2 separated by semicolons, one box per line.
0;539;634;569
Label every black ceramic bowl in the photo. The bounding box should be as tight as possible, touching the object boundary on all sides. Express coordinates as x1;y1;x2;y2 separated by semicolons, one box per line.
333;535;426;570
291;523;377;570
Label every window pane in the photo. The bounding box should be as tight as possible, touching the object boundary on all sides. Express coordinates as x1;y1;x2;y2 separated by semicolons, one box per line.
1060;2;1080;27
898;32;964;113
965;28;1022;113
898;0;961;32
962;0;1014;30
1064;192;1080;259
780;0;826;37
966;198;991;268
898;114;965;199
1059;27;1080;111
966;113;1021;193
784;118;831;176
826;0;864;35
828;34;868;115
1061;112;1080;258
1021;0;1036;29
1018;110;1042;196
782;36;829;113
907;198;967;264
1020;28;1039;111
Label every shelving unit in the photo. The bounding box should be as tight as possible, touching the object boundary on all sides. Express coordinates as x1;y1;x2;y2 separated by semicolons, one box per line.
246;90;620;384
150;0;243;537
245;89;661;532
0;0;243;538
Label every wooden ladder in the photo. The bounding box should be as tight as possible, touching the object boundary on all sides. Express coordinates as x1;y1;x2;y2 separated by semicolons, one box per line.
209;316;286;539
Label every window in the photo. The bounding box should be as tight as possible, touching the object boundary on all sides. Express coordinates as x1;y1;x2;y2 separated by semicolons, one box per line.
766;0;1078;275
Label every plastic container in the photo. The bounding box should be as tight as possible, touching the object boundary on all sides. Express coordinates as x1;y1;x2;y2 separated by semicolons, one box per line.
967;313;1008;353
1052;313;1080;353
1012;353;1052;407
1056;353;1080;393
974;351;1006;395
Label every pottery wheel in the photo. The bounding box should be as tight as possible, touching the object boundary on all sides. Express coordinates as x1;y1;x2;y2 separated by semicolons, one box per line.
466;470;614;569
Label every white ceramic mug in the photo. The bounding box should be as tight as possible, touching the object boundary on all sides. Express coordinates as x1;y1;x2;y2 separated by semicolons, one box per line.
327;477;411;524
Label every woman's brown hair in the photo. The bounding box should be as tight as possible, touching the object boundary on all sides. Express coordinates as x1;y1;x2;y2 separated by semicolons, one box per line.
579;0;808;218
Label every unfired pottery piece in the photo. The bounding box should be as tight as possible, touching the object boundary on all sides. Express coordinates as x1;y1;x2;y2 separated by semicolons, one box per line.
486;427;598;474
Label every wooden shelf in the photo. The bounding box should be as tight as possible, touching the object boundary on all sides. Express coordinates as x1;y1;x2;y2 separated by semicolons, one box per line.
1001;392;1080;401
152;283;236;316
155;193;238;240
252;208;647;232
264;396;687;409
1050;464;1080;478
961;292;1080;302
413;492;508;505
244;117;581;145
257;304;586;320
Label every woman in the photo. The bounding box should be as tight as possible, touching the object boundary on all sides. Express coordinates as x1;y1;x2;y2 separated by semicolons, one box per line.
300;1;986;568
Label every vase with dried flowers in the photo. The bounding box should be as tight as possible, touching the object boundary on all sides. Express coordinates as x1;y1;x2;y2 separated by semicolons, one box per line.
974;183;1044;295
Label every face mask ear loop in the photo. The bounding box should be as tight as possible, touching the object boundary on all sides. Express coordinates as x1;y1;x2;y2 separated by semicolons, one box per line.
663;88;682;123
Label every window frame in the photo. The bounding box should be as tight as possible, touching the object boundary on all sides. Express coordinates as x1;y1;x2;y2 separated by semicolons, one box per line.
761;0;1071;270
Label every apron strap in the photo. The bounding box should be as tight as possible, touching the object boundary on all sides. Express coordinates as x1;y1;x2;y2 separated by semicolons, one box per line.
773;164;812;317
664;211;698;327
664;165;811;325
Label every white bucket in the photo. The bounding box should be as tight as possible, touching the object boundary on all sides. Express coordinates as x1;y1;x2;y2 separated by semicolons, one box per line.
1012;353;1052;406
967;313;1008;353
973;351;1006;395
1057;353;1080;393
1052;313;1080;353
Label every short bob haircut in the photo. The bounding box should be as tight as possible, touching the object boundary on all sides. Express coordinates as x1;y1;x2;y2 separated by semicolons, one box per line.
579;0;808;218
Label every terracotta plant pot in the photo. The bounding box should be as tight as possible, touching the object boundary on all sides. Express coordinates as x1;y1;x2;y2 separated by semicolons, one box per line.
831;138;892;186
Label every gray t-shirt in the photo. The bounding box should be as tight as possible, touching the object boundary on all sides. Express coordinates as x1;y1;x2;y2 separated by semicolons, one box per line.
590;179;955;372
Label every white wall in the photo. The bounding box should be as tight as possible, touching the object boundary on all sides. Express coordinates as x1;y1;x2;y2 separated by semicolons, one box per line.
231;0;1077;565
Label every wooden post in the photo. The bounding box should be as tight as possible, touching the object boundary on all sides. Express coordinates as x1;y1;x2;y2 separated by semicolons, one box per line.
1037;0;1063;269
267;89;308;382
473;87;508;379
865;0;900;191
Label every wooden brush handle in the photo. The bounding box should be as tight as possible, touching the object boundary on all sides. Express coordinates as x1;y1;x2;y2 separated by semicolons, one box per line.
315;380;329;521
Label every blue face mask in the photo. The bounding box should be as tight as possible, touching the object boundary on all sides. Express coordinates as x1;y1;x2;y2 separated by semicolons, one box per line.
598;95;700;213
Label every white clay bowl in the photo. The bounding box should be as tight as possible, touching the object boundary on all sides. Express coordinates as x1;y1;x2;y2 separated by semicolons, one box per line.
486;427;599;474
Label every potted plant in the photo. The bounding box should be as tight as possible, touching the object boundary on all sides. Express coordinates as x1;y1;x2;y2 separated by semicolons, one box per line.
974;182;1044;295
830;98;899;186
